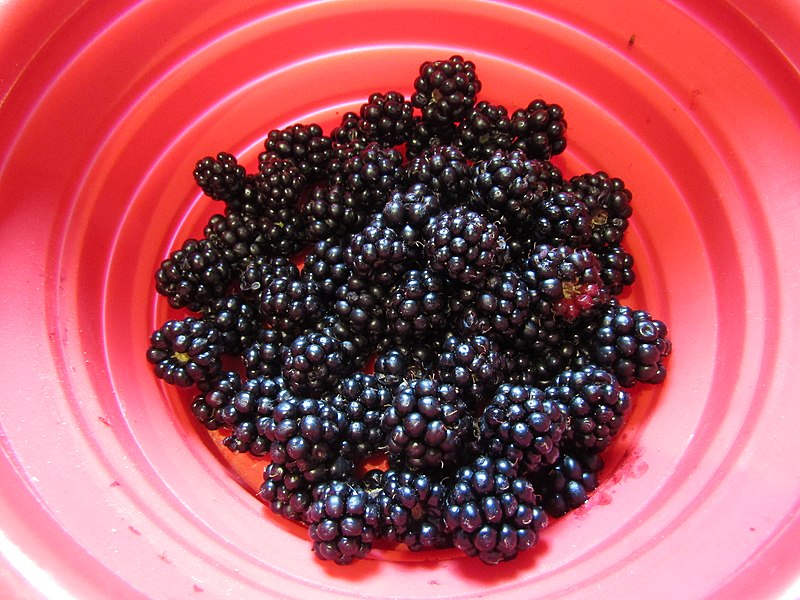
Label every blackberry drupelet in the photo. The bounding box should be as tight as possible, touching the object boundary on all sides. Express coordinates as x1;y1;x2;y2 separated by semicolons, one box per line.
562;171;633;250
146;317;223;387
412;55;481;126
450;268;532;338
201;295;259;355
454;101;513;161
238;255;300;301
596;245;636;295
589;302;671;387
436;333;506;407
533;449;605;518
381;378;471;472
424;207;507;285
254;155;306;221
523;244;609;322
545;365;631;452
357;91;415;147
264;122;332;181
281;332;348;397
510;99;567;160
329;373;392;459
259;275;322;335
301;238;352;300
384;268;448;340
405;145;471;206
444;455;548;564
531;191;592;248
242;328;288;378
376;469;450;551
305;479;381;565
193;151;247;203
479;384;566;475
190;370;243;431
155;238;233;311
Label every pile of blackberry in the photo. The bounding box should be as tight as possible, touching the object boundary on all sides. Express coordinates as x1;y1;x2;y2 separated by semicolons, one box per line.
146;55;672;566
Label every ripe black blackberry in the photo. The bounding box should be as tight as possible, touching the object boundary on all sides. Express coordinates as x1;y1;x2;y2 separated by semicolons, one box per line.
259;207;309;257
193;151;247;203
329;373;392;459
533;449;605;518
254;155;306;221
562;171;633;250
301;238;352;300
281;332;348;397
264;122;332;181
305;479;381;565
222;375;293;456
510;317;589;387
382;183;442;233
242;328;287;378
405;118;456;158
155;238;233;311
454;101;513;161
372;345;437;392
300;181;368;241
330;111;368;148
436;333;506;406
412;55;481;126
384;268;448;340
376;469;450;551
588;302;671;387
545;365;631;452
381;378;471;472
146;317;223;387
449;268;532;338
510;99;567;160
345;214;411;282
259;462;320;523
479;384;566;475
238;255;300;302
596;245;636;295
444;455;548;565
259;275;322;335
200;295;258;355
311;314;371;371
333;274;388;340
190;370;243;431
357;91;415;147
203;211;271;269
531;191;593;248
406;145;471;206
424;207;508;285
335;142;405;214
523;244;609;322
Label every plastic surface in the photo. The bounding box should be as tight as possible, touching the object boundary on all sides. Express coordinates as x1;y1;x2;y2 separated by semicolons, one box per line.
2;0;800;598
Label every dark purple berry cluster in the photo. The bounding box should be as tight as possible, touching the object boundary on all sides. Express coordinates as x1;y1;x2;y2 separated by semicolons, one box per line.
146;56;672;566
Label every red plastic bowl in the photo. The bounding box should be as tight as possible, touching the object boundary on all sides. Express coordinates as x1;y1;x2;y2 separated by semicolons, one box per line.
2;0;800;598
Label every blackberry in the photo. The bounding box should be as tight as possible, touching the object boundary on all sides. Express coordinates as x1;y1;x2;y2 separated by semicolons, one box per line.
311;315;371;371
376;469;449;551
523;244;609;322
259;462;320;523
381;378;471;472
382;183;442;232
454;101;514;161
282;332;348;397
193;151;247;203
424;207;507;285
242;328;288;378
406;145;470;206
531;191;592;248
588;302;671;387
254;155;306;220
305;479;381;565
201;295;259;355
510;99;567;160
203;211;269;268
479;384;566;475
406;118;456;158
545;365;631;452
222;374;293;456
436;334;506;406
596;245;636;295
264;123;332;181
300;181;368;241
330;112;368;149
345;214;410;281
336;142;405;213
384;268;448;340
449;268;532;338
329;373;393;459
190;370;243;430
301;238;352;300
258;208;309;257
412;55;481;126
372;346;437;393
333;274;388;339
238;255;300;301
357;91;415;147
511;317;588;387
155;238;233;311
146;317;223;387
259;275;322;335
533;449;605;518
562;171;633;250
444;455;548;564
